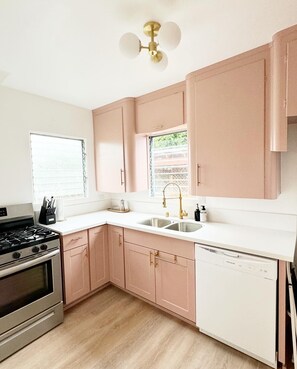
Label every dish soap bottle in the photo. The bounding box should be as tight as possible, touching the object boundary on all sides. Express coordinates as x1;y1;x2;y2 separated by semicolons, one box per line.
194;204;200;221
200;205;207;222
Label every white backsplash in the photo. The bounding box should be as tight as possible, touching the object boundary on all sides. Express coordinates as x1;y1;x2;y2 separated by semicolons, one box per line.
34;195;111;223
109;124;297;233
110;192;296;232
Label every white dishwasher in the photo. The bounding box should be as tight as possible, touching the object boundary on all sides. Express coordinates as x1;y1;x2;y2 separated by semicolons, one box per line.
195;244;277;368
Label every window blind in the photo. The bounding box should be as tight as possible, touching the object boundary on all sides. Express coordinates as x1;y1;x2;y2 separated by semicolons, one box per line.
30;134;86;202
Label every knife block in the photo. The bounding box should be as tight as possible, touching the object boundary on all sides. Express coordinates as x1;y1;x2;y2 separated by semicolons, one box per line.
39;206;56;225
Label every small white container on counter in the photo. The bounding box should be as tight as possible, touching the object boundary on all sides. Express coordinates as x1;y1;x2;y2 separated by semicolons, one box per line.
200;205;207;222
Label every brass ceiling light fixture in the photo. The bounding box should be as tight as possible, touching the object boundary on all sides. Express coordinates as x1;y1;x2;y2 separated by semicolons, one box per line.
119;21;181;71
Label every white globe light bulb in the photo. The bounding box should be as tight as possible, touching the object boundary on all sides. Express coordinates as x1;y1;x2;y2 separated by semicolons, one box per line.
150;51;168;72
119;33;141;59
158;22;181;50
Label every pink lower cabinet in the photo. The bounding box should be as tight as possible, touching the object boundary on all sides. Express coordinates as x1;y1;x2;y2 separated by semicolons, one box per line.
108;225;125;288
155;252;195;321
63;243;90;304
123;229;196;322
124;242;155;302
62;226;109;306
88;226;109;290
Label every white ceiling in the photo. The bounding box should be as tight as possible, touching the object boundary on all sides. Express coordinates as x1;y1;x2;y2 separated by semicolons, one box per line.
0;0;297;109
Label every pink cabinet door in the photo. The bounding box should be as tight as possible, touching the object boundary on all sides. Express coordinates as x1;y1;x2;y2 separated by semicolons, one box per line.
187;46;279;199
108;225;125;288
93;98;148;193
155;251;195;322
136;83;185;134
93;107;125;193
271;25;297;151
124;242;155;302
88;225;109;291
188;58;265;198
287;37;297;117
63;244;90;305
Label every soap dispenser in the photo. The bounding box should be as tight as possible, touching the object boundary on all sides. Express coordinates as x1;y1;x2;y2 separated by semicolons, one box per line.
200;205;207;222
194;204;200;221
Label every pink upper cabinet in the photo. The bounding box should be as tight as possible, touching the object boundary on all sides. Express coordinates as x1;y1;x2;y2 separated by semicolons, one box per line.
271;24;297;151
135;82;186;134
93;98;148;193
187;45;280;199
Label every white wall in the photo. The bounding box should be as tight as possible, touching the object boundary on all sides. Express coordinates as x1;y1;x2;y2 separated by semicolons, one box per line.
0;86;110;216
111;124;297;232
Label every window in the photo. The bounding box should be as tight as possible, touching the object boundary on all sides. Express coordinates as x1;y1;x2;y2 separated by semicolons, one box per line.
149;131;189;196
30;134;87;202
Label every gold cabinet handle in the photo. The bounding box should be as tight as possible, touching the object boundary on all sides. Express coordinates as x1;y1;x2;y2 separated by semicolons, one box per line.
154;124;164;131
154;250;159;267
155;253;178;264
71;236;82;242
149;251;154;265
119;234;123;246
120;169;125;186
197;164;201;186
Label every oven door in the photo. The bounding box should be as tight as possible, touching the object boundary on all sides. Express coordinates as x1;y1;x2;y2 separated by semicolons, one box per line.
0;249;63;335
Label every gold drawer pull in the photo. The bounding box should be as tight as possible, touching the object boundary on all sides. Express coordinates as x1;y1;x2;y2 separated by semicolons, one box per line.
155;253;178;264
71;236;83;242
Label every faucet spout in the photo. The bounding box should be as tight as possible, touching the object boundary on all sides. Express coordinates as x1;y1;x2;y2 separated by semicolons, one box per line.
162;182;188;219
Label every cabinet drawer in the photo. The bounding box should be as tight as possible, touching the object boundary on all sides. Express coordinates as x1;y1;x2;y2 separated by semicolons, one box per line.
89;225;105;238
124;229;194;260
62;230;88;251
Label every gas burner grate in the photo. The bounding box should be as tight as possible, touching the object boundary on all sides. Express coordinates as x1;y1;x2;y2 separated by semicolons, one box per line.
0;225;59;254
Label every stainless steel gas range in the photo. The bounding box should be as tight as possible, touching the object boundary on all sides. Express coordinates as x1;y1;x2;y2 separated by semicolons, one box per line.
0;203;63;361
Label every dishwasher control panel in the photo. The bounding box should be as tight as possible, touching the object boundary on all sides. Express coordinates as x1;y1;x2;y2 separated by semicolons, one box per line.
195;244;277;280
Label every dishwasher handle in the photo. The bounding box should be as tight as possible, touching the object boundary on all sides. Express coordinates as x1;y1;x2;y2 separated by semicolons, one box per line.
222;251;240;258
198;245;240;258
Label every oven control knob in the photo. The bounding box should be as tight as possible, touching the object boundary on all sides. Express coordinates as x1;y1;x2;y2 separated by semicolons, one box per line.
32;246;40;253
12;251;21;259
40;244;48;251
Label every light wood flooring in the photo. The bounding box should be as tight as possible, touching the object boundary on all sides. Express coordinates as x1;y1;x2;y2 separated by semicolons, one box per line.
2;286;272;369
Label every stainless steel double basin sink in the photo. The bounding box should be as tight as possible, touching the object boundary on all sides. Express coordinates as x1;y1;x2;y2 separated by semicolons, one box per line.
138;217;202;233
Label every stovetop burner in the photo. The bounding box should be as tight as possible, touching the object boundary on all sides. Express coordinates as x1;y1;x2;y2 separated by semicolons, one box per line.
0;225;59;255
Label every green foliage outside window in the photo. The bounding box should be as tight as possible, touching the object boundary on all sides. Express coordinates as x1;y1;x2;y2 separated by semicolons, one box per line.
152;131;187;148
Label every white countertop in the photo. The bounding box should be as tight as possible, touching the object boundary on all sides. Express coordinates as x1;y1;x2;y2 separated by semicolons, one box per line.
46;210;297;262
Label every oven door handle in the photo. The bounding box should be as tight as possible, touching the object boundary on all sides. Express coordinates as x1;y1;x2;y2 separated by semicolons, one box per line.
0;249;60;278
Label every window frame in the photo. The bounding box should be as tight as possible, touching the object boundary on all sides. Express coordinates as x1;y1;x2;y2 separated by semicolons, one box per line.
30;132;88;203
148;129;189;198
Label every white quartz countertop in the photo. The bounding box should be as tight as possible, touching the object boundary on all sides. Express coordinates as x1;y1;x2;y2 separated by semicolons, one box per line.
46;210;296;262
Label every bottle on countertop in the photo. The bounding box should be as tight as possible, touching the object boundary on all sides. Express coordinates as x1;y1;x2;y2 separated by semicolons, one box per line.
200;205;207;222
194;204;200;221
119;199;125;211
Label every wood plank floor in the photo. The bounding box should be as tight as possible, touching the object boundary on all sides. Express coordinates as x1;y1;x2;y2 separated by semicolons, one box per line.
2;286;272;369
